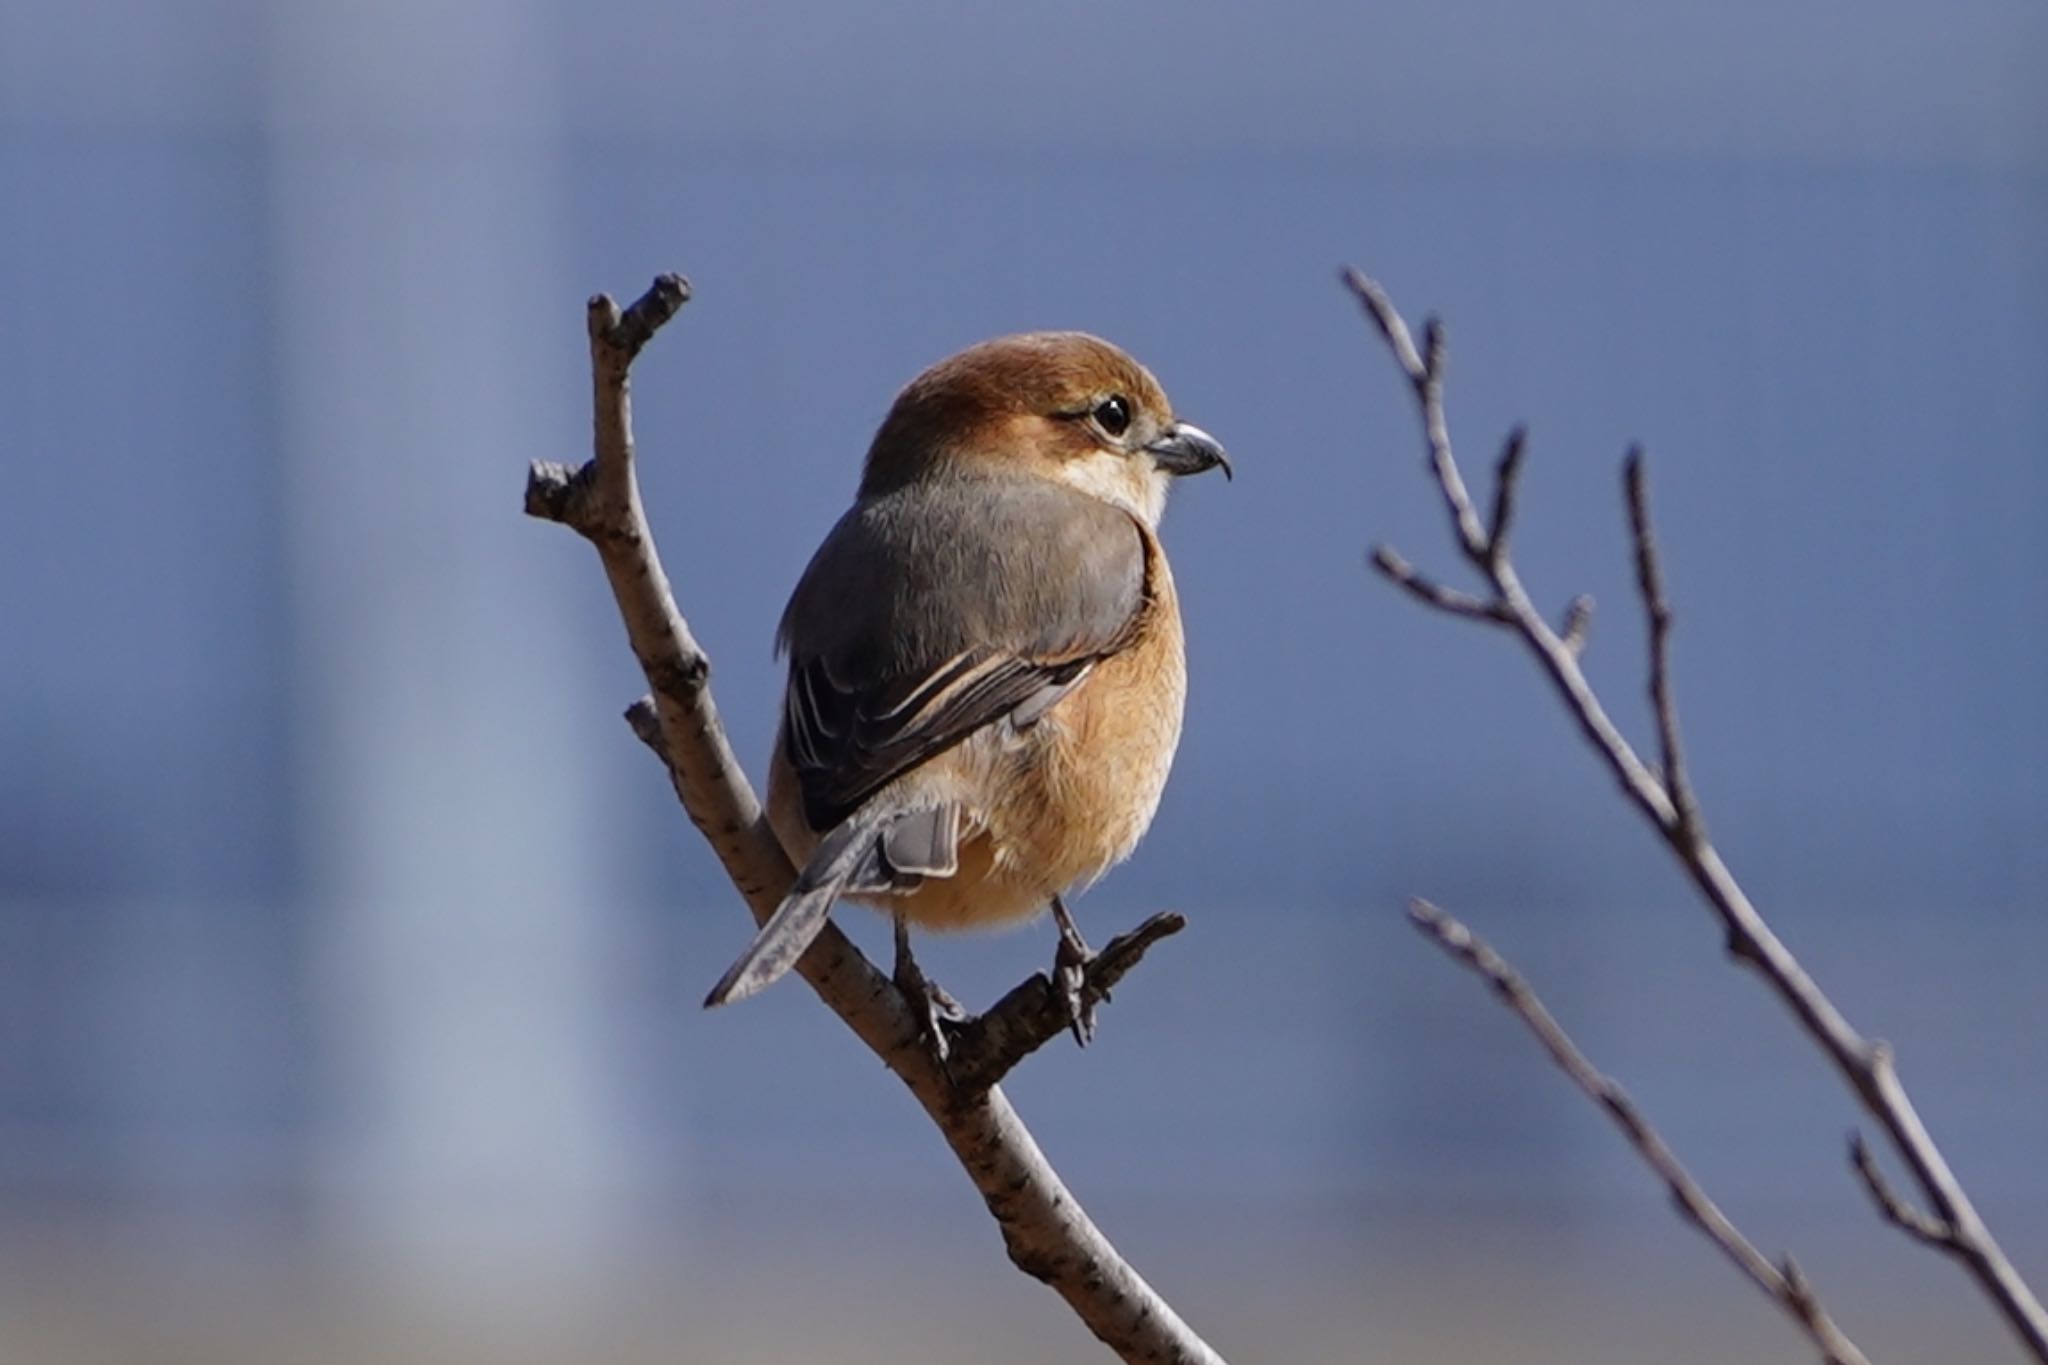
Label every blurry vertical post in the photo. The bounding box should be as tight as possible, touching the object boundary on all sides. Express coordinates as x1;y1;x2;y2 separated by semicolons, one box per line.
261;0;642;1305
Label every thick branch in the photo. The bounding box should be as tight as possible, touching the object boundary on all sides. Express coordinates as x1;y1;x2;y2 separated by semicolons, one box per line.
528;277;1222;1365
1347;267;2048;1362
1410;901;1870;1365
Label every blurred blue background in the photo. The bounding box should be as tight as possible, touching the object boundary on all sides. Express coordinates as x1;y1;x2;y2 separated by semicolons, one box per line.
3;2;2045;1360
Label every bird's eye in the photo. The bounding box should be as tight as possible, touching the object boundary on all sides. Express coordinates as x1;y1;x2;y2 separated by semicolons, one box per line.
1092;395;1131;438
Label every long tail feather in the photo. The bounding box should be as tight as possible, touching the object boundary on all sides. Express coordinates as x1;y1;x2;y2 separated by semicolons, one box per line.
703;806;891;1007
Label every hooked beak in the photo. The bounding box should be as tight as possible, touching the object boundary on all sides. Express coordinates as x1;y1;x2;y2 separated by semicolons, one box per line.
1145;422;1232;481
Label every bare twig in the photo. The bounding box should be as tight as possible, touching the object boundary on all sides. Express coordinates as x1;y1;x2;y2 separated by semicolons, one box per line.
1623;451;1701;839
1410;900;1871;1365
1851;1130;1963;1252
529;277;1223;1365
947;911;1187;1093
1370;546;1512;624
1346;267;2048;1362
1486;426;1527;568
1342;266;1429;384
1342;268;1489;558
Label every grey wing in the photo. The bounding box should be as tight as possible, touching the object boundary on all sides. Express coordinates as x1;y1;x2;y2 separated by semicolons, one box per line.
778;477;1147;832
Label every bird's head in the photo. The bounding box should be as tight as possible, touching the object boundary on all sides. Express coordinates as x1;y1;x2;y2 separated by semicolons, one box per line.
859;331;1230;524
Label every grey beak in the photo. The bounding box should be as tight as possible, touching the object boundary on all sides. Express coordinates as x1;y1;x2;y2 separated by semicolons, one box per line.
1145;422;1232;481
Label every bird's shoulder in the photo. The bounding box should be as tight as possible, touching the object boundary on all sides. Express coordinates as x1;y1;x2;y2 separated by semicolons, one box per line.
778;474;1149;669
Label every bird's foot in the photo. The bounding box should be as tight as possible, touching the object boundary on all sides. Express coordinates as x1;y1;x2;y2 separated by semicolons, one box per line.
1050;894;1099;1047
893;914;967;1067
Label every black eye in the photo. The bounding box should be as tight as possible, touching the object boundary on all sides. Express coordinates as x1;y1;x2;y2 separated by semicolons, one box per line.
1092;395;1131;437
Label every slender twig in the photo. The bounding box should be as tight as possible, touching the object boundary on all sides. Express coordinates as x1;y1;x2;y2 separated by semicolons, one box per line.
1410;900;1871;1365
1624;451;1701;839
948;911;1188;1092
1851;1130;1963;1252
1343;266;1429;384
1371;546;1513;624
529;277;1223;1365
1486;426;1527;569
1343;268;1489;558
1345;266;2048;1363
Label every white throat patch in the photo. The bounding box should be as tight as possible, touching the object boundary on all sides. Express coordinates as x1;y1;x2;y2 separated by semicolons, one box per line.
1054;450;1169;526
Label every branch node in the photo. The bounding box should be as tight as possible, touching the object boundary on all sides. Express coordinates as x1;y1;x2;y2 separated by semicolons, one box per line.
624;696;668;763
524;458;597;529
647;652;711;702
599;273;692;358
1420;316;1446;382
1560;594;1595;658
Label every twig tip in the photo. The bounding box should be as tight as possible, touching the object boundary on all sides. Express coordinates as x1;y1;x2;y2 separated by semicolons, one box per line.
1146;909;1191;935
1560;594;1596;656
1340;267;1400;338
1406;899;1470;950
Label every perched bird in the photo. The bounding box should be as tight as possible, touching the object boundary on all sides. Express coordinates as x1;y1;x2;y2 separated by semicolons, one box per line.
705;332;1229;1040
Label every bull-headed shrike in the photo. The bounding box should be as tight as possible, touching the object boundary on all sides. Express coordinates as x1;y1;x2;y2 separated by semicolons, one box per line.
706;332;1229;1041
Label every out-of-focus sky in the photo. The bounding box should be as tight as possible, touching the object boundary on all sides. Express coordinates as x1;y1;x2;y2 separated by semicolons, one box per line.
3;3;2045;1362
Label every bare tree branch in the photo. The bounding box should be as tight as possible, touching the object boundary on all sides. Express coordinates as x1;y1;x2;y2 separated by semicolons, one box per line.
1485;426;1527;569
947;911;1188;1092
1343;268;1489;558
1346;267;2048;1363
1370;545;1513;624
528;277;1223;1365
1410;900;1871;1365
1851;1130;1963;1253
1623;450;1701;839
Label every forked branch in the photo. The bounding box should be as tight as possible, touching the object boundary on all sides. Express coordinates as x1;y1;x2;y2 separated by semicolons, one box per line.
1345;266;2048;1362
527;277;1220;1365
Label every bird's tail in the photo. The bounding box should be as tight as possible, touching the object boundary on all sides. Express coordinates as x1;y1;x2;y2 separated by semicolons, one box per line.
703;803;897;1008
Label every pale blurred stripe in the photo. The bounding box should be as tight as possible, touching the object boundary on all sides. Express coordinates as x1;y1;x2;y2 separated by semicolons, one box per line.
261;0;656;1305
